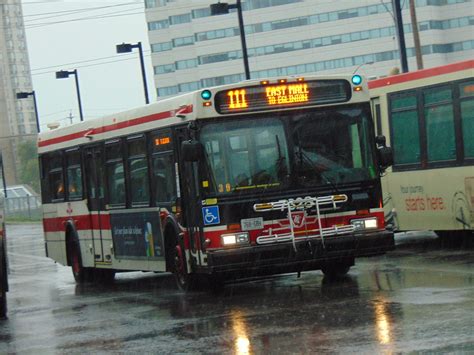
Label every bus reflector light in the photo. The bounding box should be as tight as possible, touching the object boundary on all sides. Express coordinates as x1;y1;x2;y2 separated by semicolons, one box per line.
201;90;212;100
297;77;305;82
279;79;287;84
353;86;363;92
203;102;212;107
254;203;273;211
352;74;362;85
260;80;269;85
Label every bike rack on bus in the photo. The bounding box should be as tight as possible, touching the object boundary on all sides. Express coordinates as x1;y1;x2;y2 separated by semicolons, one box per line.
253;194;355;251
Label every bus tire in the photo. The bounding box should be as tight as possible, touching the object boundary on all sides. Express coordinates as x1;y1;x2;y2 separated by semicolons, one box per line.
321;262;352;279
67;231;92;284
0;236;8;319
171;236;197;292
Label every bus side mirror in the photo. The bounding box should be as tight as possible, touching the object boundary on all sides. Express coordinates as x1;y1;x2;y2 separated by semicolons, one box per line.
378;146;393;169
181;140;202;162
375;135;393;169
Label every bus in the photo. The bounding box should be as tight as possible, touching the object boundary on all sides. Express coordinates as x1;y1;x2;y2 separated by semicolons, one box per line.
369;60;474;236
38;74;395;291
0;153;8;318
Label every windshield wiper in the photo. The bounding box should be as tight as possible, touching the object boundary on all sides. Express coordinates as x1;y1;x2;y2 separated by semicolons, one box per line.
295;148;341;194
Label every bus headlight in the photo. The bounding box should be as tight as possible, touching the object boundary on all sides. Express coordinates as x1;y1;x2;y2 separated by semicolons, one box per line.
221;232;249;247
351;217;378;230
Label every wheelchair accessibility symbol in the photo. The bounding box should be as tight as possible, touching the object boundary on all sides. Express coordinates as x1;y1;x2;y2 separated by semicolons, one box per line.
202;206;220;225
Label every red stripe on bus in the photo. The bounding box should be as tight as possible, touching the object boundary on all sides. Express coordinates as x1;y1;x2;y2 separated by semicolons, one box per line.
38;105;193;148
43;214;111;233
368;60;474;89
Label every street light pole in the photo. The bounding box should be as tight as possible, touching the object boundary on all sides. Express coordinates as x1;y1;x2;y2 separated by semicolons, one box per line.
392;0;409;73
116;42;150;104
72;70;84;122
16;91;40;133
211;1;250;80
55;69;84;122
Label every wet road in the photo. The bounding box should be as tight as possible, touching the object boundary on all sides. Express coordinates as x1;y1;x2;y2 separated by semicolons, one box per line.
0;224;473;354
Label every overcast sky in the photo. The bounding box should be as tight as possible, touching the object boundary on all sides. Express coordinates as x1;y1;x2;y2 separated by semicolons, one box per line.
22;0;153;130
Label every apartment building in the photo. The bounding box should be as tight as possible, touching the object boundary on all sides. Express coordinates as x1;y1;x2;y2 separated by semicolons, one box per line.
144;0;473;98
0;0;36;185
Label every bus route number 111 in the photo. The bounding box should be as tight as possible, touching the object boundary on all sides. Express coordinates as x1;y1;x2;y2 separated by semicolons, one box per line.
227;89;248;109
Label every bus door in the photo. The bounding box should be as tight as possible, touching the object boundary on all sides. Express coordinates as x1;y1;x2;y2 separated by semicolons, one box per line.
370;97;382;136
84;146;106;263
175;128;202;265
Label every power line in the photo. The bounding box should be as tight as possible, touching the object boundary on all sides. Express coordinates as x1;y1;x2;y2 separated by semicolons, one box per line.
25;10;145;29
23;2;139;18
31;53;153;76
30;49;151;74
25;5;144;24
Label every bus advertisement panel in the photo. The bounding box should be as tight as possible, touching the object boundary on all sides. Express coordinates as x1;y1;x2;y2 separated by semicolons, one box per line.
38;74;394;291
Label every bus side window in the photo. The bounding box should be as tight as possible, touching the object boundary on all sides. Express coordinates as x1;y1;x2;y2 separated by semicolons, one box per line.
40;155;50;203
153;153;176;204
389;92;421;166
66;150;83;200
105;141;126;207
128;137;150;207
48;152;64;202
459;80;474;159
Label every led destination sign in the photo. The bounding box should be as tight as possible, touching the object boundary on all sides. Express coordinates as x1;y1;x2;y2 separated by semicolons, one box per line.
215;79;351;114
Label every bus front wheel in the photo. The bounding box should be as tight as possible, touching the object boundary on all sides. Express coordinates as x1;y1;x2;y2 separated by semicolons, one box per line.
172;239;197;291
321;261;352;279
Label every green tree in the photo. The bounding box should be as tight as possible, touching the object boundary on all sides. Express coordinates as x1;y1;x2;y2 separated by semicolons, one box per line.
17;140;40;194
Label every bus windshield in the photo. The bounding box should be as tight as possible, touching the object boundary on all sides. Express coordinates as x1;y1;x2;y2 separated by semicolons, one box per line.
200;105;377;195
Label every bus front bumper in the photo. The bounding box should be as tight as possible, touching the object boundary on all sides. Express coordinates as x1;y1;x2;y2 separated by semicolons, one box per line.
204;230;394;277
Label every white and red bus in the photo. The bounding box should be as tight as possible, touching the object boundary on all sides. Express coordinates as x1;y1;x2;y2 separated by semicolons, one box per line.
38;74;394;290
0;154;8;318
369;60;474;237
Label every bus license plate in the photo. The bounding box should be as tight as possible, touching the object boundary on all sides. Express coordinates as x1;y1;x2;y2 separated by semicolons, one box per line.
241;217;264;231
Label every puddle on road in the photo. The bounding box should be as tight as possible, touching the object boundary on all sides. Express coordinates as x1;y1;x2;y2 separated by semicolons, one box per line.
390;287;470;305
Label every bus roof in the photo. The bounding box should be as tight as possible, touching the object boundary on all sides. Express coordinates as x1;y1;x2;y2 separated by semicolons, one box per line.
38;90;196;153
38;73;367;154
368;59;474;90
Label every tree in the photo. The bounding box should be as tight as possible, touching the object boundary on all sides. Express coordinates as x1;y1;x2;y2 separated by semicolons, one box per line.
17;140;40;194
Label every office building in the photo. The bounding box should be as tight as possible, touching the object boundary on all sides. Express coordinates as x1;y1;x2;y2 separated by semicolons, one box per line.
144;0;473;98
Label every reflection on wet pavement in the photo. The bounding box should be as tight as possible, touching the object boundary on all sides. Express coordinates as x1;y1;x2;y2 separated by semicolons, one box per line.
0;224;473;353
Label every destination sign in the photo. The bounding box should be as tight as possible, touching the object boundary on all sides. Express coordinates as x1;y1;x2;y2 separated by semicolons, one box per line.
215;79;351;114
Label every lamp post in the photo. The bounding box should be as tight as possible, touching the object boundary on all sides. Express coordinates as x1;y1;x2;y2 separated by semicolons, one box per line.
392;0;409;73
210;1;250;80
55;69;84;122
116;42;150;104
16;91;40;133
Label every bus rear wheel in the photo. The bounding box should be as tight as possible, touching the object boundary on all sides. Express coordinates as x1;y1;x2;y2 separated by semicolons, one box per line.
69;239;92;283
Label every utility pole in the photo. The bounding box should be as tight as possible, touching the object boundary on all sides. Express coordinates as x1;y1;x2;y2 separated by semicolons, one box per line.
392;0;409;73
409;0;424;70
